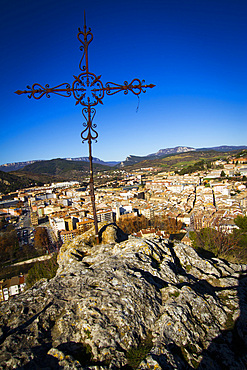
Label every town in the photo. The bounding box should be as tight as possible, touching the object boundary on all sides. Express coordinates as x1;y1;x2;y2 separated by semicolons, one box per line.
0;153;246;302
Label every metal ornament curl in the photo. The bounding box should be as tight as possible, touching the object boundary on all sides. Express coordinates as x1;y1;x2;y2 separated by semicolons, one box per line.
78;28;93;72
81;107;98;143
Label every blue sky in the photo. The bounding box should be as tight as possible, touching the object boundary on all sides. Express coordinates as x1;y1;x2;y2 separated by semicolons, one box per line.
1;0;246;165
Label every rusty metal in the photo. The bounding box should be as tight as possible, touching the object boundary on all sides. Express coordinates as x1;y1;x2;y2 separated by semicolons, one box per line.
15;12;155;242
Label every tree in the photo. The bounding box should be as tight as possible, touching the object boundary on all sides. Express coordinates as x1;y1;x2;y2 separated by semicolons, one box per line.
0;230;19;263
152;215;182;234
233;216;247;258
220;170;226;177
26;253;58;288
34;227;50;254
190;227;239;259
117;215;149;235
234;216;247;233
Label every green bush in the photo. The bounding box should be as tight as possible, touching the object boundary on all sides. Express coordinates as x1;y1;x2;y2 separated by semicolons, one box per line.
26;253;58;288
190;216;247;263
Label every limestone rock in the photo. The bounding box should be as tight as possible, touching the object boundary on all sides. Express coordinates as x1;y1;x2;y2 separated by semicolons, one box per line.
0;229;247;369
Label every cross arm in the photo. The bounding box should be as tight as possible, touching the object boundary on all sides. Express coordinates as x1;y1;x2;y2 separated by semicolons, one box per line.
15;82;74;99
102;79;155;96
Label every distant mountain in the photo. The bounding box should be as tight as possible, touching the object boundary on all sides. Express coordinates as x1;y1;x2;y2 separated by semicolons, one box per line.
152;146;195;157
120;149;242;172
120;145;247;167
120;146;196;166
0;160;41;173
64;157;120;167
0;157;120;173
1;146;245;172
18;158;110;177
197;145;247;152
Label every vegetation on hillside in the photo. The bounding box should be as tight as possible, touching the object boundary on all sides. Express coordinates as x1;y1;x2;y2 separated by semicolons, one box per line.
176;159;212;175
19;158;110;175
125;150;233;171
0;218;52;274
0;222;19;264
190;216;247;263
26;253;58;288
33;227;50;254
234;149;247;158
6;158;111;184
0;170;38;194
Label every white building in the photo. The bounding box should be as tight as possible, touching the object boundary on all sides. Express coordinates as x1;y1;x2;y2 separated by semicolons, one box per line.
49;217;66;236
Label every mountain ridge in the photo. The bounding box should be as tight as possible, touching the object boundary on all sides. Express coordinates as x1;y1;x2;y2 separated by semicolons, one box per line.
1;145;246;172
120;145;247;166
0;157;119;173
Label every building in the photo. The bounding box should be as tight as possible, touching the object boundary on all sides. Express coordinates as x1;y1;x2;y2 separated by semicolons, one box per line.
139;207;154;220
232;157;247;164
0;274;27;302
30;211;39;226
49;217;66;236
60;229;80;243
76;218;94;233
135;228;156;238
94;209;114;223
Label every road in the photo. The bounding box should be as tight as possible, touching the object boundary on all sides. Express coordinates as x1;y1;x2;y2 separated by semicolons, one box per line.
15;202;33;246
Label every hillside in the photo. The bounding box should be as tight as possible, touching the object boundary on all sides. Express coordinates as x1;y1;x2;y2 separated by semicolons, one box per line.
119;145;247;167
0;158;120;173
0;224;247;368
120;146;196;166
11;158;111;182
2;159;111;190
0;170;39;194
123;150;237;171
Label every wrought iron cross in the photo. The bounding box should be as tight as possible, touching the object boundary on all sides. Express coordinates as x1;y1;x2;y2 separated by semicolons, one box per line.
15;13;155;241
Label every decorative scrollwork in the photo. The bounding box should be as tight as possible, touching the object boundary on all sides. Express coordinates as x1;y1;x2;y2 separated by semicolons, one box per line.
104;79;150;96
72;73;104;106
81;107;98;143
77;26;93;72
16;83;72;100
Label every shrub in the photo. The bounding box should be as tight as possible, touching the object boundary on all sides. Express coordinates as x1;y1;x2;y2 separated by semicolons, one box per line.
26;253;58;288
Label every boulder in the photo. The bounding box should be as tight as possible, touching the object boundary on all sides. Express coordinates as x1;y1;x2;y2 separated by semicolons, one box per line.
0;231;247;369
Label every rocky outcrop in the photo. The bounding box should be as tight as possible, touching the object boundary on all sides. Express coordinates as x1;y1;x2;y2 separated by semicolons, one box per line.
0;224;247;369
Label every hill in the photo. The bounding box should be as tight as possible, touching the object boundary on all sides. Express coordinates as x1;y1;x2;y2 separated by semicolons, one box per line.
10;158;110;183
198;145;247;152
0;157;119;173
120;145;247;167
64;157;120;167
120;146;195;166
122;149;238;171
0;170;40;194
19;158;110;175
0;159;111;192
0;225;247;368
0;158;117;194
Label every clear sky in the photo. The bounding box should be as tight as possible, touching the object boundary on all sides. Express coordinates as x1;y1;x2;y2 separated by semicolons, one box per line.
1;0;246;165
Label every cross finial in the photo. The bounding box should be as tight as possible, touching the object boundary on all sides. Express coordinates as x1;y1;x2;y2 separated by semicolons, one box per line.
84;10;86;33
